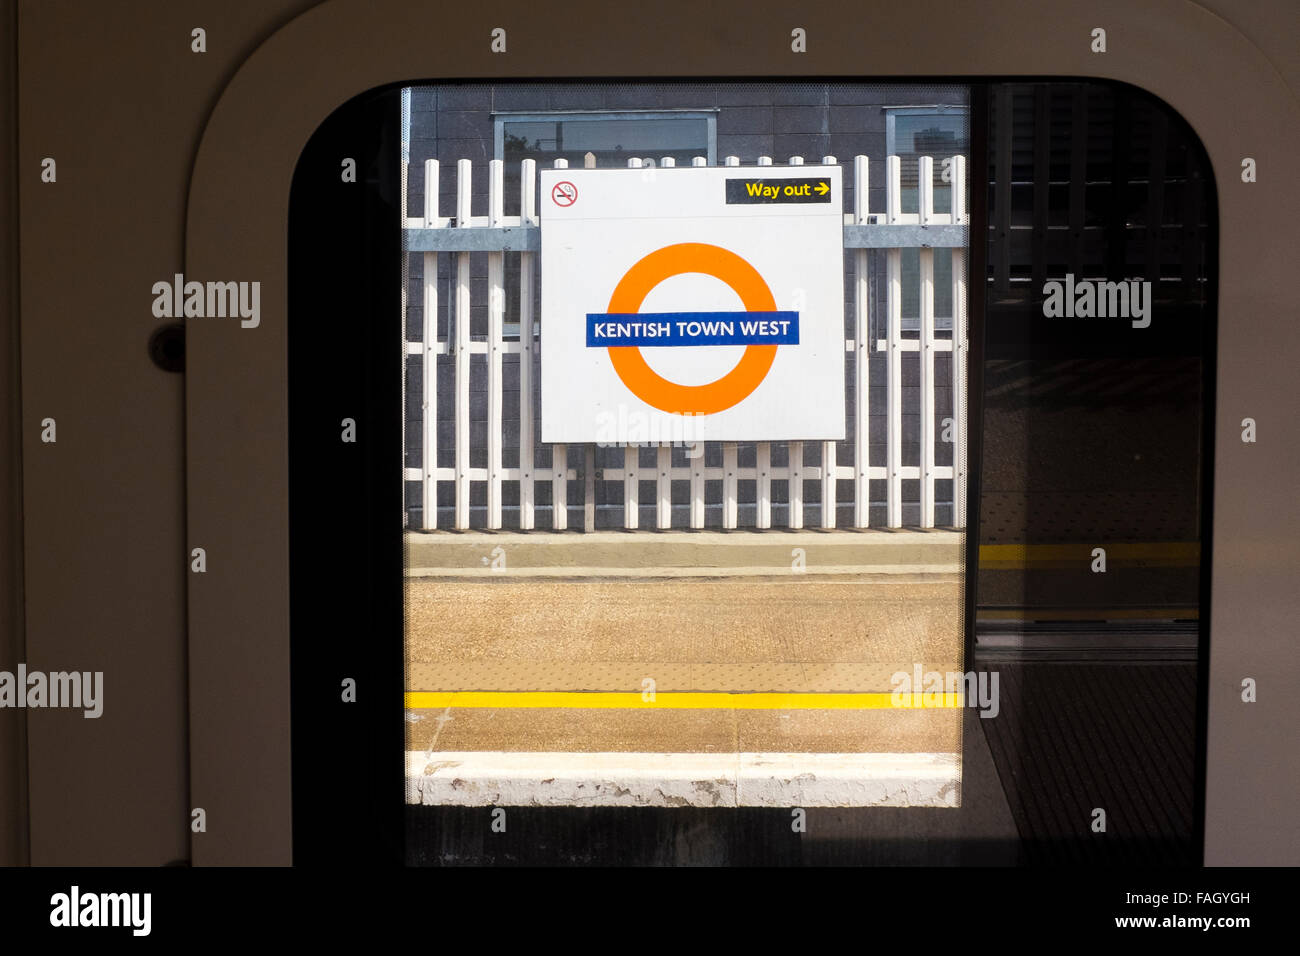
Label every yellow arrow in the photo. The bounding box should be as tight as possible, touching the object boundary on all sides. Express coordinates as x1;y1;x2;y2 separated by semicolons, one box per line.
815;181;830;195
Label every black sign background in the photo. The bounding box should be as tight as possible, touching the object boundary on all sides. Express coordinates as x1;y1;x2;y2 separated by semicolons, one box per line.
725;177;832;204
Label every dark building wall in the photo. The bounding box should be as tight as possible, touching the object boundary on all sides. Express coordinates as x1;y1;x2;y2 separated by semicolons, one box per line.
404;82;966;229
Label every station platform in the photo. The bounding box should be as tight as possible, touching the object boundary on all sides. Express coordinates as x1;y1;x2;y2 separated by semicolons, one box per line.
405;531;967;808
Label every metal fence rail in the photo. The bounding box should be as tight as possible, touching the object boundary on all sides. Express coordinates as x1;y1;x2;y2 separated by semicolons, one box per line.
402;153;968;532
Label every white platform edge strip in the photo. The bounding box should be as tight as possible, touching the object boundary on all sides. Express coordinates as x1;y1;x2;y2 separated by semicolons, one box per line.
406;751;961;808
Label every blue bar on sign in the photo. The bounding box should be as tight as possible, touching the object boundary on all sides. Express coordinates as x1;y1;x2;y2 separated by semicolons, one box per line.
586;311;800;347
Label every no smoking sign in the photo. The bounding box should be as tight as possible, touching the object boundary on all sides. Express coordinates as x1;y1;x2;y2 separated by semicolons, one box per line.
540;165;845;443
551;180;577;206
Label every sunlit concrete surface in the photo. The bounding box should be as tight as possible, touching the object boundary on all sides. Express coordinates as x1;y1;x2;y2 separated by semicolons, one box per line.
406;751;960;808
404;532;965;807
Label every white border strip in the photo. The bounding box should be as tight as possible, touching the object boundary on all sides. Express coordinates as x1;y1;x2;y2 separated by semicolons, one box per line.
406;751;960;808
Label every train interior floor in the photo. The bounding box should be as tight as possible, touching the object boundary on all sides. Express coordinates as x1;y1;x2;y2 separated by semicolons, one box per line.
974;659;1199;866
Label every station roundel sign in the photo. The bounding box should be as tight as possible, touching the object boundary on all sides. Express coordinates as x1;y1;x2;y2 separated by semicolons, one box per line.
604;242;779;415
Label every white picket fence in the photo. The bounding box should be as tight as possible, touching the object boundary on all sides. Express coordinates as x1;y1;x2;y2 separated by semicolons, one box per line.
402;153;968;531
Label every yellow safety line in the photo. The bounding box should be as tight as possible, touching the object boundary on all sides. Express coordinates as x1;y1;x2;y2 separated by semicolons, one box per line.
978;542;1199;568
976;607;1199;620
405;691;964;710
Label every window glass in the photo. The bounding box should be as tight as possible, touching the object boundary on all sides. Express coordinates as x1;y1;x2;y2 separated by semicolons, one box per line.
500;115;712;168
888;109;969;329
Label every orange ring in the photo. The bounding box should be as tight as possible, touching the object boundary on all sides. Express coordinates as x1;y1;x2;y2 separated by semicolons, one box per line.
606;242;779;415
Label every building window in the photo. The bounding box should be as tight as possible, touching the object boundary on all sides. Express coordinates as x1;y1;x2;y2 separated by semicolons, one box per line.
885;105;969;215
885;106;969;331
493;110;717;171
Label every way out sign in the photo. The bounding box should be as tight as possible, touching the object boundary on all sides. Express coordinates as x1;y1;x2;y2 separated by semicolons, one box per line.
540;165;846;443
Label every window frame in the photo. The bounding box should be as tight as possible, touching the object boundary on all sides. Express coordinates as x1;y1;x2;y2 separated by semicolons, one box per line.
883;104;969;160
492;109;719;166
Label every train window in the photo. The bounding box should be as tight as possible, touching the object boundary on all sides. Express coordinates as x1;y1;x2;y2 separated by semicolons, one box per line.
287;77;1214;866
883;106;971;332
972;82;1215;864
495;111;717;172
399;81;971;860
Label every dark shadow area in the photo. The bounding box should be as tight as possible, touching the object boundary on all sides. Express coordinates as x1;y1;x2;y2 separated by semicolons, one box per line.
407;706;1022;865
973;81;1216;866
289;84;407;865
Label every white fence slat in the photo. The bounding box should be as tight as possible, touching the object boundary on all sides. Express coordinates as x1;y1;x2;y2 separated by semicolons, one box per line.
723;442;738;528
421;159;440;529
885;155;903;528
423;159;439;225
486;159;505;528
518;157;537;529
919;155;935;218
820;147;843;527
689;446;705;528
454;159;472;529
583;444;596;532
918;156;936;529
788;441;803;529
403;151;970;534
886;154;903;222
624;445;638;528
853;155;870;528
551;444;567;530
657;445;672;528
951;154;968;528
548;159;569;530
821;440;836;528
952;153;968;224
